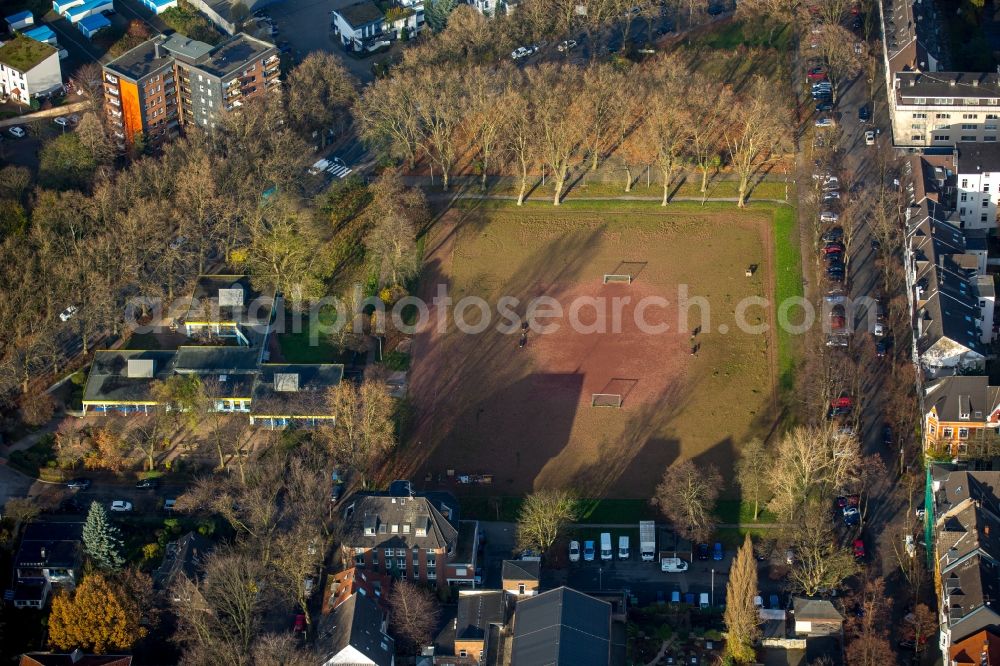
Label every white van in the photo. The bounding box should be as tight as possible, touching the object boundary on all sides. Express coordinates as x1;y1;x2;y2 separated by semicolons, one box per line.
308;158;330;175
600;533;613;560
699;593;710;609
618;536;629;560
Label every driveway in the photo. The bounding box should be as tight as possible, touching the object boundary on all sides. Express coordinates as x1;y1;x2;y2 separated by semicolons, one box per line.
0;464;34;507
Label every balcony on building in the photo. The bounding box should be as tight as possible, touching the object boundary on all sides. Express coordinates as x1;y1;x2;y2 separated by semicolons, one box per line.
107;96;121;107
105;85;119;96
104;72;118;84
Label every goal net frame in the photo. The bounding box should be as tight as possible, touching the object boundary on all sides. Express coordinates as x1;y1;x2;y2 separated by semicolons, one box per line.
591;393;624;408
603;274;632;284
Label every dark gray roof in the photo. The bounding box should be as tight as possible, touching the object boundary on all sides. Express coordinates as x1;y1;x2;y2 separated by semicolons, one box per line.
342;490;459;552
335;0;384;29
511;587;611;666
456;590;506;641
174;346;260;373
13;580;46;602
934;469;1000;520
502;559;540;582
942;553;1000;641
104;36;174;81
250;364;343;417
957;142;1000;175
15;521;83;571
898;72;1000;102
152;532;214;592
925;376;1000;423
197;33;276;79
792;598;843;623
82;350;176;404
319;592;394;666
183;274;273;326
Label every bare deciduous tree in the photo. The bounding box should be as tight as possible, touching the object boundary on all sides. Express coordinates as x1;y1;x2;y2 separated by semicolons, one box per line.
320;377;396;485
788;504;858;596
362;169;426;288
766;427;860;522
725;77;787;208
735;437;769;521
651;460;721;543
285;52;357;145
844;577;895;666
388;580;441;654
516;488;578;554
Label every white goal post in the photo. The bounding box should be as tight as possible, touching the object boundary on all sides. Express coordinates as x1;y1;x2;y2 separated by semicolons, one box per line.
603;274;632;284
591;393;623;408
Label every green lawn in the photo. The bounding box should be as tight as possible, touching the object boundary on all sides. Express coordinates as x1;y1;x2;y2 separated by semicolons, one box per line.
771;204;802;391
7;435;57;479
276;305;344;363
713;499;777;524
475;174;788;203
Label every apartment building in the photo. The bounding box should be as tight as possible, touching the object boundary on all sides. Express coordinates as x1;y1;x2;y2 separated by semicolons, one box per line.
956;142;1000;230
904;154;995;378
930;465;1000;653
923;375;1000;458
103;32;278;147
0;35;61;105
340;480;479;587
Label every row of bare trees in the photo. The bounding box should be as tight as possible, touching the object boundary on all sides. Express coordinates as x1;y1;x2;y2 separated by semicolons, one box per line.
358;53;789;206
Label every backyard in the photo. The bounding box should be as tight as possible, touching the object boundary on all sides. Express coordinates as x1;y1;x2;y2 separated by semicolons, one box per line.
393;199;798;499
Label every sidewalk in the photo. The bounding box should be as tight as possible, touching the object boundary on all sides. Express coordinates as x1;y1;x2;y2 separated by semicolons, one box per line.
0;419;61;463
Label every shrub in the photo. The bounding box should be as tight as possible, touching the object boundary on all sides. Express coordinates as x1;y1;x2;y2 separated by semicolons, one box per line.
20;392;55;427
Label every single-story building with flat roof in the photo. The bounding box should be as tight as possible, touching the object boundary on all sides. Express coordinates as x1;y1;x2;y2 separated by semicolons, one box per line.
22;25;57;45
249;363;343;428
6;10;34;31
78;13;110;38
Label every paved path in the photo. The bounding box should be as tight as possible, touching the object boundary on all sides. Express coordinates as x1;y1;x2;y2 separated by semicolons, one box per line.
421;192;789;205
570;522;790;529
0;101;90;128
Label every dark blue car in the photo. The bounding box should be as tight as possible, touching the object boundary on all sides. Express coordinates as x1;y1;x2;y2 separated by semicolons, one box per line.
712;542;723;561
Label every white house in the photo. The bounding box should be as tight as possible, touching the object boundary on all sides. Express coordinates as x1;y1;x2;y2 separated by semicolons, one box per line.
956;142;1000;230
331;0;386;52
0;35;61;105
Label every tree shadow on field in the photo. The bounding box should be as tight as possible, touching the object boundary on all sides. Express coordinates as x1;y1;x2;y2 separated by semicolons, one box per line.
561;378;690;498
391;210;610;485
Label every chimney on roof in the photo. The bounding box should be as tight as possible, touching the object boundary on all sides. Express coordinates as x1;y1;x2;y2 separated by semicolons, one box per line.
154;41;162;59
909;78;916;87
973;78;980;87
951;79;957;86
40;547;46;560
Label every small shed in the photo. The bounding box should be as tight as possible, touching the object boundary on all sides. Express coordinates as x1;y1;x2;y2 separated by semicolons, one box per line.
792;598;844;637
5;10;34;31
78;12;110;38
22;25;57;45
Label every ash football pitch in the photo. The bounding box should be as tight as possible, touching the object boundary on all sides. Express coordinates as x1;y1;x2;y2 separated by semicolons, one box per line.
400;201;783;498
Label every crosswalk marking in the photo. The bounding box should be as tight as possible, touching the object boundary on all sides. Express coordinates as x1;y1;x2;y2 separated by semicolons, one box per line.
326;164;352;178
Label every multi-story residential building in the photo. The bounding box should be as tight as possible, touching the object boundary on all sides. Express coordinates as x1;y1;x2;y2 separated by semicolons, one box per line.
102;32;278;148
332;0;423;51
956;142;1000;230
930;465;1000;653
317;591;395;666
13;522;83;609
0;35;61;105
923;376;1000;458
455;590;507;662
904;154;995;377
340;480;479;587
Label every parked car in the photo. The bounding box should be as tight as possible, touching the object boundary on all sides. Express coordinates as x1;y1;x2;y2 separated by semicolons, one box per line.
569;540;580;562
842;506;860;526
66;478;91;490
815;117;835;128
583;540;595;561
8;126;25;138
865;130;876;145
876;336;890;357
59;305;78;322
853;538;865;559
712;542;723;561
293;614;306;633
163;499;177;511
67;114;80;125
54;116;68;127
820;211;839;223
110;500;132;512
331;481;345;503
696;543;710;560
135;478;158;489
815;101;834;112
858;105;871;122
511;46;532;59
832;396;854;409
905;534;916;557
557;40;577;52
836;495;860;508
870;238;881;251
707;4;726;14
807;66;827;80
823;227;844;242
823;243;845;254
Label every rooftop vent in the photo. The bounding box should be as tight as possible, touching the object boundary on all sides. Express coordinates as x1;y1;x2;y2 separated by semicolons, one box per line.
218;288;244;307
274;373;299;392
127;358;155;378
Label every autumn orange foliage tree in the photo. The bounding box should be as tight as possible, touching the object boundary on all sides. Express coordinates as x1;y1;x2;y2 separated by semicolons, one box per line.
48;573;147;653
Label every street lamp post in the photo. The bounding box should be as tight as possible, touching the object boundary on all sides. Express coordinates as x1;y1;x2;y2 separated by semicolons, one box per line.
711;569;715;607
598;567;603;591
